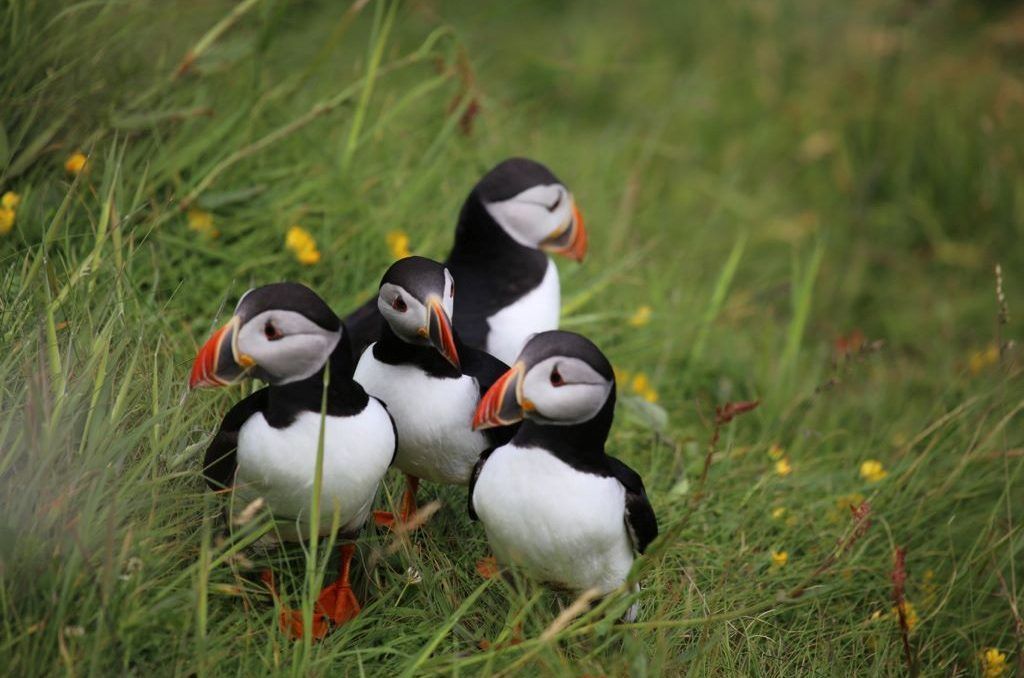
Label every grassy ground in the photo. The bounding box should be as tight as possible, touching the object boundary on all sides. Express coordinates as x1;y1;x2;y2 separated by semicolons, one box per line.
2;0;1023;674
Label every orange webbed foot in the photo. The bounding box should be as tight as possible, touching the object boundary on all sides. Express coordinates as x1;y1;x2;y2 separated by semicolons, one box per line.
317;580;362;626
374;475;421;531
475;556;501;579
260;570;330;640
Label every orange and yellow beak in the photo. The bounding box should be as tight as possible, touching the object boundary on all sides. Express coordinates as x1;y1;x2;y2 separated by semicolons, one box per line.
540;199;587;262
427;298;460;370
473;362;528;430
189;316;253;389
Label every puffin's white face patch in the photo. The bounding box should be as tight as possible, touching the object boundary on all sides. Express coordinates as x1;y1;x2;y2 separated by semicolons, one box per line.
235;309;340;384
378;268;455;344
521;356;612;425
484;183;573;249
378;282;428;343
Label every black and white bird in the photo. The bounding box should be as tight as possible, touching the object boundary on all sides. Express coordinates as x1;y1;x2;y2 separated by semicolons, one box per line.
345;158;587;365
189;282;395;639
352;256;517;526
468;331;657;620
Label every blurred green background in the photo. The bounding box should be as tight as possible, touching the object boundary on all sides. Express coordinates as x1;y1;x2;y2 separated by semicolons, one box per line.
1;0;1022;674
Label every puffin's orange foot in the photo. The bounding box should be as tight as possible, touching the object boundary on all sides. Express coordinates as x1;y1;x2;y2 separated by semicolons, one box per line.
373;510;397;528
317;580;362;626
278;606;330;640
260;569;331;640
475;556;500;579
372;509;418;532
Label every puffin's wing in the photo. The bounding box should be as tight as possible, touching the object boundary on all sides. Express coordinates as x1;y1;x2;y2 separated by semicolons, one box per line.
467;447;496;521
342;296;385;363
461;347;518;446
372;395;400;467
202;389;267;492
606;456;658;554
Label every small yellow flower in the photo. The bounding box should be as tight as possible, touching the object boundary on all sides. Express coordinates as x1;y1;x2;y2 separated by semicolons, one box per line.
64;151;88;175
0;207;14;235
1;191;20;235
969;344;1000;375
628;305;652;327
613;367;631;385
770;550;788;567
285;225;321;266
186;208;219;238
767;443;784;460
892;601;918;632
980;647;1008;678
775;458;792;477
771;506;787;520
295;247;321;265
1;191;20;209
860;460;888;483
630;372;659;403
386;230;411;260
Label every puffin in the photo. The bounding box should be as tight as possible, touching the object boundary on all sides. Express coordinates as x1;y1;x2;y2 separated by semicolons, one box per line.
468;331;658;620
352;256;517;526
189;282;396;639
344;157;587;364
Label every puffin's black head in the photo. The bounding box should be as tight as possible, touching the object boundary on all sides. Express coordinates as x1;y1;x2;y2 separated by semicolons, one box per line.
468;158;587;261
376;256;459;369
473;330;614;430
190;282;342;388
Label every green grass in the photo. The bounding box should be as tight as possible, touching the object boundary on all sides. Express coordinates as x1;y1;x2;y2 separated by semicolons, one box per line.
2;0;1023;674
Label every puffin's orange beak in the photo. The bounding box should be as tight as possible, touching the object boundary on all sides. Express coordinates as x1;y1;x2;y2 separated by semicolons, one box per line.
427;298;460;370
540;198;587;262
473;362;526;430
189;316;252;389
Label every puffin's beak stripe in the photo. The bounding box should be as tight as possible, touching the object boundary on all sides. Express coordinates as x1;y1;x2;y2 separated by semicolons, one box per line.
540;199;587;262
473;362;526;430
189;316;248;389
427;299;460;370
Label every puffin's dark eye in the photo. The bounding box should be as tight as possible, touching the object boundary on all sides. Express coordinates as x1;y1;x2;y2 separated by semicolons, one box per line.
392;295;407;313
546;192;563;212
450;282;455;298
550;367;565;387
264;321;283;341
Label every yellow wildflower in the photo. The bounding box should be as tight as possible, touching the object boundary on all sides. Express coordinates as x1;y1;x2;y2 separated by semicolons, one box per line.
892;601;918;632
770;550;788;567
386;230;411;260
186;208;219;238
296;248;321;265
64;151;88;175
613;366;631;385
630;373;659;403
969;344;1000;375
285;225;321;266
860;460;888;483
980;648;1008;678
775;458;792;477
0;191;20;235
628;305;652;327
767;443;784;460
771;506;786;520
0;209;14;235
